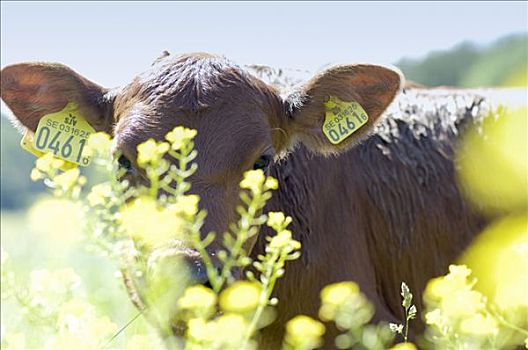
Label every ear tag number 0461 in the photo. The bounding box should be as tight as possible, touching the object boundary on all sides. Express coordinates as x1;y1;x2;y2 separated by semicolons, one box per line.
323;96;369;144
29;102;95;166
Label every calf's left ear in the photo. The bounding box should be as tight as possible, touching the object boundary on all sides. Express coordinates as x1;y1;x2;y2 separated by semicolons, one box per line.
280;64;403;155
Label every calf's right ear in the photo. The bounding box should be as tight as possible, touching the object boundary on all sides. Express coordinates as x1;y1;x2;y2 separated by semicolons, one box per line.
1;63;113;133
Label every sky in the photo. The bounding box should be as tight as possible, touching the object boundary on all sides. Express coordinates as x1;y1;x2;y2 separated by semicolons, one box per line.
1;1;527;90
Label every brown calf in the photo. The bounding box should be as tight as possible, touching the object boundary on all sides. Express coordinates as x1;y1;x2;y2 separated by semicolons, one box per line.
1;53;485;348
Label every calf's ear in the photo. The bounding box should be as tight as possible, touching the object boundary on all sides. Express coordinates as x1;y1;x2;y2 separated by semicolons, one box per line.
281;64;403;155
1;63;113;133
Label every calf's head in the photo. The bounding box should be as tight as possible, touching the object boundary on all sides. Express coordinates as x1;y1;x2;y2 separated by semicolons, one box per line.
1;53;402;285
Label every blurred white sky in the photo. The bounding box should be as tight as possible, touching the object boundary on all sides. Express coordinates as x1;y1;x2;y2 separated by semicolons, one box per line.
1;1;527;89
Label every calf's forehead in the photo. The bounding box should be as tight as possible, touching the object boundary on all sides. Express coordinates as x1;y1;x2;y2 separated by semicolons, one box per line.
112;54;278;175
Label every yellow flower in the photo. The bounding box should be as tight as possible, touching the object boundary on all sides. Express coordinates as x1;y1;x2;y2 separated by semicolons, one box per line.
267;230;301;252
265;177;278;190
459;313;498;337
440;289;485;318
119;196;183;247
446;265;472;283
460;215;528;311
178;285;217;318
87;183;113;207
457;107;527;215
319;281;362;322
136;139;170;167
267;212;292;231
285;315;325;349
424;309;446;328
35;153;64;173
321;281;359;306
219;281;261;313
30;168;43;181
425;265;473;303
165;126;197;150
173;194;200;217
215;313;248;338
186;318;211;342
54;298;118;349
186;314;249;347
240;169;266;194
87;132;112;155
54;168;85;192
28;198;84;243
390;343;418;350
30;268;81;296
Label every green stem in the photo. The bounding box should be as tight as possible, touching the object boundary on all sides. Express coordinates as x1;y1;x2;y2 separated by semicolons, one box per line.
148;165;159;198
241;251;279;349
493;310;528;337
404;307;409;342
218;194;260;288
100;311;143;349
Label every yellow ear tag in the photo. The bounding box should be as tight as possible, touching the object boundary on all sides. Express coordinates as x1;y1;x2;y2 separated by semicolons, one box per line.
28;102;95;167
21;130;77;171
323;96;369;144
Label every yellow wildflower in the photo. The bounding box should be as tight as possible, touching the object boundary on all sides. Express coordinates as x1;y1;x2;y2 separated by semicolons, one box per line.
321;281;360;306
35;153;64;173
265;177;279;190
54;298;118;349
165;126;197;150
285;315;325;349
30;268;81;296
460;215;528;311
425;264;472;303
119;196;183;247
240;169;266;194
457;107;527;215
28;198;84;243
30;168;43;181
173;194;200;217
219;281;261;313
136;139;170;167
214;313;249;342
267;212;292;231
459;313;498;337
319;281;364;323
424;309;446;329
87;132;112;155
54;168;85;192
390;343;418;350
268;230;301;251
186;318;211;343
440;289;485;318
87;183;113;207
178;285;217;318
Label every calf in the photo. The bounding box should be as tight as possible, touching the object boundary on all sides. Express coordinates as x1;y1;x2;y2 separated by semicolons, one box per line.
1;53;485;348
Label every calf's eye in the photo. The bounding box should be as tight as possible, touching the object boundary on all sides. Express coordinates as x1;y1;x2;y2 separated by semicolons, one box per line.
118;154;133;173
253;155;272;171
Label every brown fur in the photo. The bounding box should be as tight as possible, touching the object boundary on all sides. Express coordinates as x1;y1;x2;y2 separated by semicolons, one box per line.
1;53;485;349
